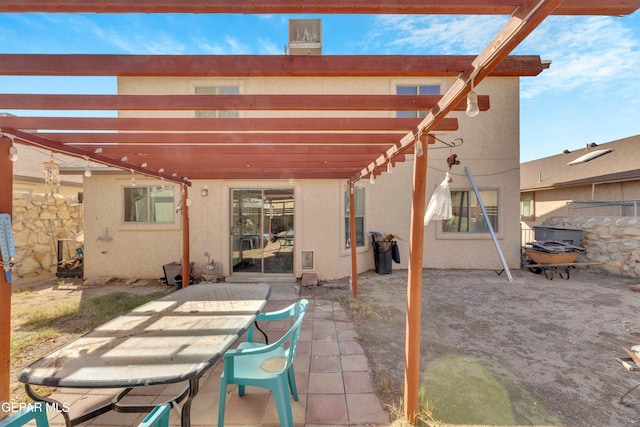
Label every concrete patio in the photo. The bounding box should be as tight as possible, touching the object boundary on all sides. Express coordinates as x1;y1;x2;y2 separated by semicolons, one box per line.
43;283;390;427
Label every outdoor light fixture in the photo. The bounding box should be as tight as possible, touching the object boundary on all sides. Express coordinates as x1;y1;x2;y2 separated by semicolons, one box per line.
130;169;136;187
84;157;92;177
415;132;424;157
8;137;18;162
386;160;393;174
466;79;480;118
201;186;210;197
369;173;375;184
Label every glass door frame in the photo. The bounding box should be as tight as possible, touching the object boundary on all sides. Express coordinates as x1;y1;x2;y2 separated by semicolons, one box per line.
230;188;295;276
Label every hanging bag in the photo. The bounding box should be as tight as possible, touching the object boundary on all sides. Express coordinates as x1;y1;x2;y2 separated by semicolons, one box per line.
424;172;452;226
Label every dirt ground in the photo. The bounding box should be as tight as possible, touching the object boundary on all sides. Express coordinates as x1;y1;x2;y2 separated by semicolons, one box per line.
10;268;640;426
312;268;640;427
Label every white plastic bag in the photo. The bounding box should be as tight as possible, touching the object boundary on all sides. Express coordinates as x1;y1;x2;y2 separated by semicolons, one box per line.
424;172;452;225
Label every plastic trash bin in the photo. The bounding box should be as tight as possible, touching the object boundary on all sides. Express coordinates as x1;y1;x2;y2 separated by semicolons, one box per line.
370;232;398;274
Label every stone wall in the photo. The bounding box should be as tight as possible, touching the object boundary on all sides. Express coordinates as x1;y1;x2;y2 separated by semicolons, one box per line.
543;217;640;278
11;193;82;278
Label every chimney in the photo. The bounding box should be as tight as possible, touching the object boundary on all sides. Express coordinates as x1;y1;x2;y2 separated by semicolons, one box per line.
288;19;322;55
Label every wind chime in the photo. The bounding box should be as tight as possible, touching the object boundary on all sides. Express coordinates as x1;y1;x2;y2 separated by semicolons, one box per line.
43;154;61;199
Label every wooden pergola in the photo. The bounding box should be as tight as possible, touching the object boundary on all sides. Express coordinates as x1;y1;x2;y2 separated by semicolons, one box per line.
1;0;638;422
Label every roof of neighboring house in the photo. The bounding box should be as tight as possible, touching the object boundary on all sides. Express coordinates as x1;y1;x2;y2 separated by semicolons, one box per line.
520;134;640;192
13;141;84;185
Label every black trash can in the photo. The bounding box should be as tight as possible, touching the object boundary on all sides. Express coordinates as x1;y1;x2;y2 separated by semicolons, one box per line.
371;236;394;274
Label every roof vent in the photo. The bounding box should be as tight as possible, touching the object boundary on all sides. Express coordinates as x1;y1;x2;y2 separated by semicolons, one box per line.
288;19;322;55
567;148;612;165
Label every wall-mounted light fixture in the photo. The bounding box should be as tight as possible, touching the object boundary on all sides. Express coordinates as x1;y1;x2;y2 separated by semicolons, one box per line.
201;186;210;197
130;169;136;187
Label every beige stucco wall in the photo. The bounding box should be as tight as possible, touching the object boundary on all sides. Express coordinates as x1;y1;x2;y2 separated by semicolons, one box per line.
523;181;640;229
82;74;523;281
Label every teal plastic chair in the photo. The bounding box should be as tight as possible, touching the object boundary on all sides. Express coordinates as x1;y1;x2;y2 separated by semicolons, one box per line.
218;299;308;427
0;404;48;427
138;403;170;427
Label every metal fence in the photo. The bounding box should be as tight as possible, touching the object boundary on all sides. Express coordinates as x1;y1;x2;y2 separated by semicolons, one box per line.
566;200;640;217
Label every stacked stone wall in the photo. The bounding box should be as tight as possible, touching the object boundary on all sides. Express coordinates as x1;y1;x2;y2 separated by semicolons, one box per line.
544;217;640;278
11;193;82;277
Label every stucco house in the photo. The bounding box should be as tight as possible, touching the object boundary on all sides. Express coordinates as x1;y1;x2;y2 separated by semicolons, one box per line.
79;56;542;282
520;134;640;277
520;134;640;228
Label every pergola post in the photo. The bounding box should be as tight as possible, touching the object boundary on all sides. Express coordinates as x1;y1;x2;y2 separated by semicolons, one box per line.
181;184;190;288
404;136;428;422
349;182;358;297
0;136;14;403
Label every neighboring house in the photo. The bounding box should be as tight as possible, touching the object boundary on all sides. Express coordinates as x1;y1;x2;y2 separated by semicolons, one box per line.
520;134;640;277
11;143;86;276
82;71;532;282
520;134;640;228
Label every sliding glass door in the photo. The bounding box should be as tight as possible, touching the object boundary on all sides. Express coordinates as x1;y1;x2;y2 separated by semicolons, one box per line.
231;189;294;274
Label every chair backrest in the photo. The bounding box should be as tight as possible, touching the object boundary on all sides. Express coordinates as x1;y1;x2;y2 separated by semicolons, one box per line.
0;405;49;427
138;403;170;427
283;299;308;368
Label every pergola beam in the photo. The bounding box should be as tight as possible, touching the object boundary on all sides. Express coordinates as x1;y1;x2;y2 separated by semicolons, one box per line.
2;128;188;184
0;116;459;132
0;54;546;77
46;132;409;146
0;0;636;15
0;93;490;112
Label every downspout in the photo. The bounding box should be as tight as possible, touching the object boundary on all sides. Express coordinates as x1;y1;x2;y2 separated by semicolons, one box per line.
349;182;358;298
181;184;190;288
404;136;428;423
0;136;13;403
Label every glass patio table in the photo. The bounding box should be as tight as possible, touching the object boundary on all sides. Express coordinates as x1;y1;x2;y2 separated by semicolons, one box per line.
18;282;271;427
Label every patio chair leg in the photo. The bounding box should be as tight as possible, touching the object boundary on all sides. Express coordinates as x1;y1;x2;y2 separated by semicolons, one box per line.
287;366;299;400
273;376;294;427
218;377;228;426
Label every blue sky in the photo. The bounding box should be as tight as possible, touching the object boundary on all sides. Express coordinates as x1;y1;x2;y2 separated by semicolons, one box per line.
0;12;638;162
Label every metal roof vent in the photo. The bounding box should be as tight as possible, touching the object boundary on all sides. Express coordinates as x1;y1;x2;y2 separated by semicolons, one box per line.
567;148;613;165
288;19;322;55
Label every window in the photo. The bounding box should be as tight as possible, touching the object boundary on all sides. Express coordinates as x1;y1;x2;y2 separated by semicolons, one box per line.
520;193;534;219
124;186;175;223
443;190;498;233
345;187;365;248
195;86;239;118
396;84;440;118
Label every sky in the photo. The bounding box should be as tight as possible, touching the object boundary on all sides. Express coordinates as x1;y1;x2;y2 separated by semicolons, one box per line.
0;11;638;162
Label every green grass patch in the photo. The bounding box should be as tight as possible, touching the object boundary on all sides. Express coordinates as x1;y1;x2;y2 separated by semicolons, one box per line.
11;291;169;360
422;354;559;426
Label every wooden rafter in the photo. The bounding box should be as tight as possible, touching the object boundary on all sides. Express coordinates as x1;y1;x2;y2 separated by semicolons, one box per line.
0;93;490;112
0;116;459;132
0;54;546;77
0;0;637;15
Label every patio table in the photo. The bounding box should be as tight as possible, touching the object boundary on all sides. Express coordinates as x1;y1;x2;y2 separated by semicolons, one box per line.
18;282;271;427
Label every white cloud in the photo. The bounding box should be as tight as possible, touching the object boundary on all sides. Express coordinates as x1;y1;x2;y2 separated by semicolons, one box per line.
368;15;508;54
518;16;639;99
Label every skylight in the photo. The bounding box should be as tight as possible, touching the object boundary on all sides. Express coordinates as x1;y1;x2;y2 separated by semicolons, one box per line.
567;149;613;166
